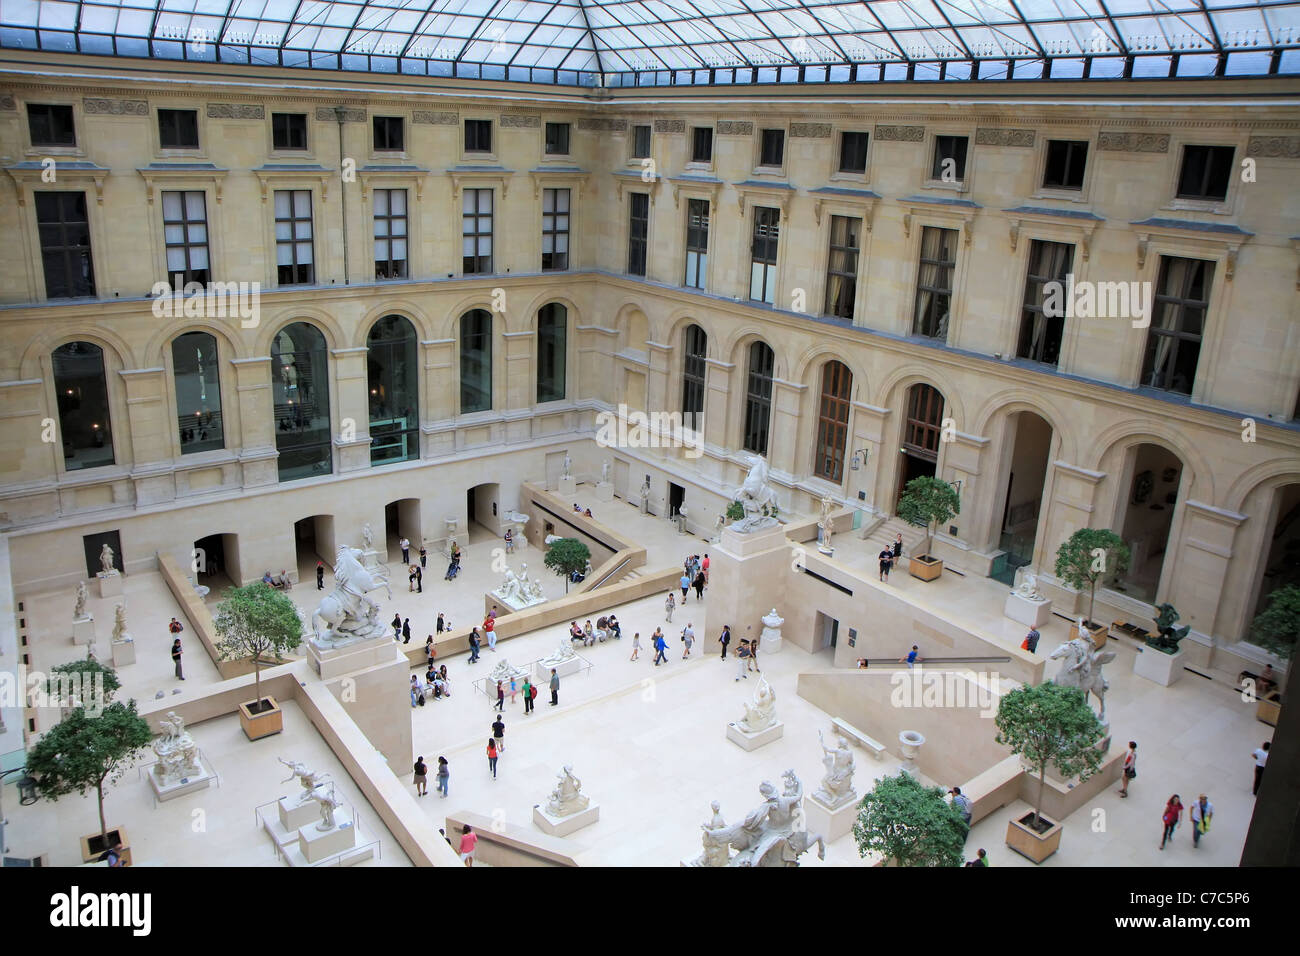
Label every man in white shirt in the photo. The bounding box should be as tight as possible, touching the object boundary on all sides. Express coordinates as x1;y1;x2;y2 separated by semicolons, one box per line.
400;537;411;564
1252;742;1270;796
1189;794;1214;848
681;623;695;658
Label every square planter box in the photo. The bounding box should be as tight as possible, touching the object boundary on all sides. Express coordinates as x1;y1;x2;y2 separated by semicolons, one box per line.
908;555;943;582
1133;646;1184;686
1083;621;1108;649
1257;694;1281;727
238;696;283;740
1005;812;1061;864
80;826;131;866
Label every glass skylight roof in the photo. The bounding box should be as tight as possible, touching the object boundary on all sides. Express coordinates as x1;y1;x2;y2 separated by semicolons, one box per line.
2;0;1297;85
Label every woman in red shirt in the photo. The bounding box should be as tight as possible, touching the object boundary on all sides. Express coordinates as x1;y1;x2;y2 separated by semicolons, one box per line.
1160;794;1184;850
487;739;498;779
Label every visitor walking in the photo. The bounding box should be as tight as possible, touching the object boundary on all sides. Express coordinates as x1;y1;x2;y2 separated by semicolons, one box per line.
316;561;325;590
693;570;706;601
523;678;535;715
413;756;428;796
437;612;445;634
1159;794;1184;849
171;637;185;680
549;668;560;706
893;533;904;561
484;613;497;652
1190;794;1214;848
682;623;695;658
679;571;691;603
468;628;481;663
409;565;417;592
1022;627;1041;654
902;645;922;668
495;680;505;711
419;545;427;569
665;592;676;623
487;739;499;779
504;528;514;553
459;824;477;866
1118;741;1137;797
402;617;411;644
652;628;668;666
509;676;518;704
736;639;751;680
718;625;731;659
400;536;411;565
879;547;894;581
630;632;641;661
414;564;422;593
392;613;402;641
436;756;450;798
1252;741;1269;796
749;632;761;673
702;553;710;585
492;715;506;753
950;787;973;842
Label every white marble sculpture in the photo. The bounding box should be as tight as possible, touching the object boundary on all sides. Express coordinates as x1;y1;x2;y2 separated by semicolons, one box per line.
1015;571;1045;601
280;757;331;803
601;459;611;484
640;477;652;514
761;608;784;643
544;764;590;817
111;604;129;642
737;675;778;733
74;581;88;619
519;563;544;602
489;658;528;683
539;641;577;669
729;454;780;533
310;545;392;647
361;522;374;552
311;785;343;831
561;453;572;479
818;496;835;552
692;801;732;867
152;711;203;786
701;770;826;867
713;512;726;543
1050;634;1117;721
814;730;858;809
496;565;545;610
99;543;116;574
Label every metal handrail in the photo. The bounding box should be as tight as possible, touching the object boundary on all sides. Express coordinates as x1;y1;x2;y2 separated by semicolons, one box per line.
588;555;632;590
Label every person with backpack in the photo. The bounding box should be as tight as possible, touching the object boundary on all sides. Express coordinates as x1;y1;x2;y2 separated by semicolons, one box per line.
1160;794;1184;849
1118;741;1137;797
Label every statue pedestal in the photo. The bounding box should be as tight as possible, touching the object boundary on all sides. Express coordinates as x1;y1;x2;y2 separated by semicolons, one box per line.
533;803;599;837
72;616;96;644
639;497;650;515
534;656;583;682
557;475;577;496
594;481;614;502
361;549;382;570
96;571;122;598
111;639;135;667
726;720;784;751
297;812;357;864
710;524;791;664
308;631;400;680
1004;592;1053;628
148;754;216;802
1133;646;1185;687
805;791;859;842
279;794;325;832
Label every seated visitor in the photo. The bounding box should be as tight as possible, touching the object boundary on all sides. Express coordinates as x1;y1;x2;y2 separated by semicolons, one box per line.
569;621;584;641
606;615;622;639
262;571;274;585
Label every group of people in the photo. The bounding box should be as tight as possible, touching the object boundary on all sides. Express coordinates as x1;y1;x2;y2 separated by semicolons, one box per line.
569;615;622;645
572;504;594;518
410;665;452;705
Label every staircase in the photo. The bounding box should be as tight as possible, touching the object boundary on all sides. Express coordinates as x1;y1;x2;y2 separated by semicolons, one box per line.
861;517;929;560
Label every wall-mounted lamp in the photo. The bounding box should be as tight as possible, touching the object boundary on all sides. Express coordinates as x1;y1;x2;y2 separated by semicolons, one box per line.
850;448;869;471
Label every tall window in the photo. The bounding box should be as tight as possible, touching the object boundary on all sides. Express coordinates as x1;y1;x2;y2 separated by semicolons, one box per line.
537;303;567;403
274;190;314;285
172;331;224;454
839;131;869;173
52;342;114;470
28;104;75;146
373;188;408;279
681;324;707;418
542;188;570;271
684;199;709;289
749;207;780;304
373;116;404;151
825;215;861;319
272;323;332;481
367;315;418;465
632;125;651;159
691;127;713;163
158;109;199;149
628;192;649;277
162;190;210;288
545;122;570;155
36;192;95;298
759;129;785;167
814;361;852;482
462;189;493;275
742;341;775;456
903;384;945;458
913;227;957;340
1177;146;1233;201
1142;257;1214;396
272;112;307;150
1016;240;1074;365
460;309;493;413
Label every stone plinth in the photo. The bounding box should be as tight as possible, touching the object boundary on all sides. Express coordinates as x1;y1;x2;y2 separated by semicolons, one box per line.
720;523;786;558
1133;646;1185;687
308;632;401;680
535;655;583;682
279;795;324;831
1004;591;1053;628
533;803;599;837
148;755;216;802
594;482;614;502
361;549;382;569
557;475;577;496
72;616;96;644
805;791;859;842
710;524;792;658
298;811;357;863
726;719;784;751
96;571;122;598
111;640;135;666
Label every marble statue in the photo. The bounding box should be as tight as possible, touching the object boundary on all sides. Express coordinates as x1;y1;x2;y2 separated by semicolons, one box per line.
498;568;528;606
152;711;203;786
311;785;343;831
691;801;732;867
539;641;577;669
310;545;392;646
111;604;128;642
518;563;544;602
818;496;834;551
814;730;858;808
703;770;826;867
99;543;116;574
737;675;778;734
489;658;529;683
1014;571;1045;601
760;608;784;644
544;764;589;817
729;454;780;533
280;757;330;803
1076;616;1089;641
361;522;374;552
601;460;611;484
1050;634;1117;721
561;453;572;479
74;581;88;619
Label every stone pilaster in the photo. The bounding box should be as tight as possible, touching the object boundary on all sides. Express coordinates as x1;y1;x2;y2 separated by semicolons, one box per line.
330;346;371;473
1167;500;1247;637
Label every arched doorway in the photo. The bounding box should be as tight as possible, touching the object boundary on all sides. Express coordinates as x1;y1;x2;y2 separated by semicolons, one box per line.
1247;482;1300;636
294;515;335;578
193;533;239;591
896;383;945;509
991;411;1054;585
1113;443;1184;602
385;498;421;557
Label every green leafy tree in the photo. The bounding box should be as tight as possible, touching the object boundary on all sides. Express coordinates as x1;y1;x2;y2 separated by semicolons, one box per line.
1053;528;1131;627
544;537;591;593
26;699;152;842
896;476;961;559
1250;584;1300;661
852;772;967;867
994;682;1106;829
214;582;303;709
43;659;120;714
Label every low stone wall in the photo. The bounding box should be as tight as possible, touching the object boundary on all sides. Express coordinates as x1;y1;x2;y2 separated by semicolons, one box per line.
443;810;579;867
157;552;238;679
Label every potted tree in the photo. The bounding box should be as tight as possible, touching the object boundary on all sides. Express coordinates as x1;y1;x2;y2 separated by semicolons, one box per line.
26;698;152;864
214;582;303;740
896;476;960;581
1249;584;1298;726
1053;528;1131;647
852;772;967;867
995;682;1106;863
544;537;591;594
42;658;121;717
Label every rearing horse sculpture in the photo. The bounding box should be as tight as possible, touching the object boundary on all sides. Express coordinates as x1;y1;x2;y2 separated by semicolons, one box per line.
311;545;391;645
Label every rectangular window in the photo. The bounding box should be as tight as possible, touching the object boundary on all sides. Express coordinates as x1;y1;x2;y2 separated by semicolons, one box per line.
632;124;652;159
28;104;76;147
465;119;492;153
1043;140;1088;190
691;126;713;163
373;188;408;279
912;226;957;340
545;122;570;155
684;199;709;290
1016;240;1074;365
743;344;774;456
1177;145;1234;201
814;362;852;482
628;192;649;277
162;190;210;288
749;206;780;304
542;187;570;271
373;116;404;152
681;325;707;417
462;188;493;275
759;128;785;167
839;131;869;173
932;135;968;182
272;112;308;150
824;215;861;319
1142;256;1214;395
158;109;200;149
274;189;314;285
35;191;95;298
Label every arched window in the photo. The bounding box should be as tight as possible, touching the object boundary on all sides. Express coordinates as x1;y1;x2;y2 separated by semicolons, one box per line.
367;315;418;465
172;331;224;454
742;341;775;456
460;309;492;413
681;324;707;418
52;341;114;470
272;322;332;481
536;303;567;403
814;361;852;482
